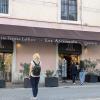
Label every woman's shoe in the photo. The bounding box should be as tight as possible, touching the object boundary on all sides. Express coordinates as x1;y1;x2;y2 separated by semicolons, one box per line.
34;97;37;100
31;97;37;100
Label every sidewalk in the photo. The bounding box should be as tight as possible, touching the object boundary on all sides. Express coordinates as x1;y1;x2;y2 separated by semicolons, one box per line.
6;80;100;88
0;82;100;100
58;80;100;87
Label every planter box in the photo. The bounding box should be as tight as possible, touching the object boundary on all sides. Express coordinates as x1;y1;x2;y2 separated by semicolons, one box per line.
85;74;98;83
98;76;100;82
24;78;31;88
0;80;6;88
45;77;58;87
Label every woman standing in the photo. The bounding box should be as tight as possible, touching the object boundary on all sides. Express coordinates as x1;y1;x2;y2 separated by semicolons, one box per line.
79;67;86;85
29;53;41;100
79;61;86;85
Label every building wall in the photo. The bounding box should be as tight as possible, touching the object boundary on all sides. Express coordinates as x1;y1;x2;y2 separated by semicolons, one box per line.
8;0;100;26
81;45;100;69
15;41;56;83
0;0;100;27
82;0;100;26
11;0;57;22
11;0;82;24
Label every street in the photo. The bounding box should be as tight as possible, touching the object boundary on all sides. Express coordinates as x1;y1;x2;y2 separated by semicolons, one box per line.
0;84;100;100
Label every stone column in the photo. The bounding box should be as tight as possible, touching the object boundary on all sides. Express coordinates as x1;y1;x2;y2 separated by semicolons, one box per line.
12;40;17;83
54;43;59;77
56;43;59;70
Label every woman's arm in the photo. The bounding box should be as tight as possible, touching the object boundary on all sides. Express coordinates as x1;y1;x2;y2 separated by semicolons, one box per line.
29;63;33;76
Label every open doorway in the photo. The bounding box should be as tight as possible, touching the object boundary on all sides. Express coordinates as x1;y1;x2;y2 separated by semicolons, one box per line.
59;54;80;79
58;43;82;80
64;55;80;79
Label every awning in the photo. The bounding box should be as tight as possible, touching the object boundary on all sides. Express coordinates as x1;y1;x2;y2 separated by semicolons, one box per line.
0;24;100;43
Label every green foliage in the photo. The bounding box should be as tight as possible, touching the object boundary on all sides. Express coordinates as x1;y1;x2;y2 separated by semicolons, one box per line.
80;59;97;74
84;59;97;69
80;60;85;68
0;60;5;71
23;63;30;77
46;70;54;77
20;63;30;78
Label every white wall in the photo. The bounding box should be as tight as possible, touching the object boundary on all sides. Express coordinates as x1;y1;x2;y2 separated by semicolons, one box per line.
82;0;100;26
11;0;57;22
16;42;56;71
81;45;100;69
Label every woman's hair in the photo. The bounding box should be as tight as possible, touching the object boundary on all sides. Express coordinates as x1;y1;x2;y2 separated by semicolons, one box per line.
33;53;40;61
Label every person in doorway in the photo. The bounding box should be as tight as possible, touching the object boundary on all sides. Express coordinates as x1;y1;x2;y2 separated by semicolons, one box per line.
79;67;86;85
71;62;77;84
29;53;41;100
76;62;79;80
58;57;62;80
61;57;67;83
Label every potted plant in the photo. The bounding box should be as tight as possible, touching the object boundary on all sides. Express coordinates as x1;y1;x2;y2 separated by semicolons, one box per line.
0;60;6;88
97;70;100;82
95;69;100;82
20;63;31;88
83;59;98;83
45;69;58;87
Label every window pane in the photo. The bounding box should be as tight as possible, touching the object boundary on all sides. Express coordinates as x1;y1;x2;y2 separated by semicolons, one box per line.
61;0;68;20
68;13;77;20
61;16;68;20
69;6;77;12
61;0;69;5
69;0;77;5
0;0;8;14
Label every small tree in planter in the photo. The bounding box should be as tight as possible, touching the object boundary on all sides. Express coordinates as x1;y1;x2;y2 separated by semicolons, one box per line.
45;70;54;77
83;59;98;82
23;63;30;78
95;69;100;82
20;63;31;88
84;59;97;72
45;69;58;87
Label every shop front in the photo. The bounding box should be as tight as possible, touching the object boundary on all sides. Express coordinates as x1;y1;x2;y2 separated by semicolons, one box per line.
0;24;100;84
58;43;82;80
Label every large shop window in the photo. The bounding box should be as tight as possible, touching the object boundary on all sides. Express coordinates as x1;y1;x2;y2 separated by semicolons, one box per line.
0;0;9;14
0;40;13;53
61;0;77;21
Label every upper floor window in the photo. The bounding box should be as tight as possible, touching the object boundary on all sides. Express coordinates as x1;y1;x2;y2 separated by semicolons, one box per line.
61;0;77;21
0;0;9;14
